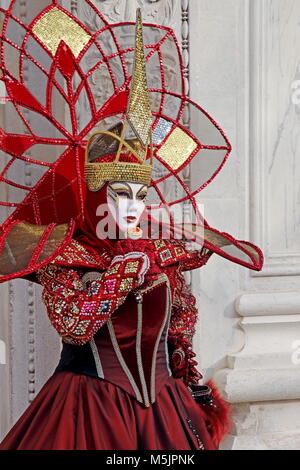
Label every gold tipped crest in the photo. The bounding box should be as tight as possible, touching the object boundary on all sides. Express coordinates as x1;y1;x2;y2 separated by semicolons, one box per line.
126;8;153;147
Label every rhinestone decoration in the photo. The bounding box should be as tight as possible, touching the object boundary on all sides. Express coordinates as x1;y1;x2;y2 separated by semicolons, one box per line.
54;299;66;314
72;320;91;336
70;302;80;314
99;300;112;314
88;281;101;296
62;316;75;329
32;7;91;57
185;417;205;450
51;281;60;292
160;249;172;262
85;161;151;192
174;246;185;257
116;296;127;309
54;240;101;266
82;253;100;264
72;278;84;290
153;118;173;145
154;240;166;249
62;287;76;298
104;278;117;294
124;261;139;274
81;300;97;315
119;278;134;292
157;127;198;170
126;8;153;147
38;253;148;346
106;263;121;275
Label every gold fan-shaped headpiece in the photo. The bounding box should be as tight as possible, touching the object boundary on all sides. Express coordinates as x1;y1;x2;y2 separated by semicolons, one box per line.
85;9;153;191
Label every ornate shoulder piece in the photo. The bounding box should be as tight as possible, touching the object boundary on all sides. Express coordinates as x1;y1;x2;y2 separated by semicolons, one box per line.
38;251;150;345
0;220;74;279
50;239;110;270
154;239;188;267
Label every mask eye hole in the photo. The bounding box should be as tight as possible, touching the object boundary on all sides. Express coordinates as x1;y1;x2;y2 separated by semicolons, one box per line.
115;191;130;199
108;182;147;203
136;185;147;201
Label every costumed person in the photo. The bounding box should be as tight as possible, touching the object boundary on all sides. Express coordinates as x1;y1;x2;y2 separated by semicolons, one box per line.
0;2;263;450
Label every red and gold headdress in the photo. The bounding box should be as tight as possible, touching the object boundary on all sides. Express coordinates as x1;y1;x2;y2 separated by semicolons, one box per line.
85;9;153;191
0;0;263;282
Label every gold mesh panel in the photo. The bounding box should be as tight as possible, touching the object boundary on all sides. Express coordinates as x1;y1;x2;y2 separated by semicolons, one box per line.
85;162;152;191
32;7;91;57
0;222;69;275
182;223;257;261
126;9;153;147
157;127;198;170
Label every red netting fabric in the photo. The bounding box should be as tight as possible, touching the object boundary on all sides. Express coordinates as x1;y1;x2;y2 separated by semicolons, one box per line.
0;1;263;283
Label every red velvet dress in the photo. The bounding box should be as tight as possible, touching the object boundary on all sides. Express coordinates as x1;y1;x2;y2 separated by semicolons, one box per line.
0;239;229;451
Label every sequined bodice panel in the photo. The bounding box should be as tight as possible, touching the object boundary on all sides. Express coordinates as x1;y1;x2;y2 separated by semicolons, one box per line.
55;274;172;407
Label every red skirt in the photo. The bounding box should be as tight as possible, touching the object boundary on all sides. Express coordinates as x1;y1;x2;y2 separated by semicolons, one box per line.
0;371;216;450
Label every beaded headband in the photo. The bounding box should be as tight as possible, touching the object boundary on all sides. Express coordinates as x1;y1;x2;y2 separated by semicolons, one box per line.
84;129;153;191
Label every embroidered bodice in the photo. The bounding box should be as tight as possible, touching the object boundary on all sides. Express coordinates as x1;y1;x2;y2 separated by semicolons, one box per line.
55;273;172;407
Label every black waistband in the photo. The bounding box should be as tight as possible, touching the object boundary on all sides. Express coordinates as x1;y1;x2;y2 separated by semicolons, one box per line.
54;340;98;379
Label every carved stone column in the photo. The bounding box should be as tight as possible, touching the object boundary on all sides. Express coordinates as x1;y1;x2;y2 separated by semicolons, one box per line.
190;0;300;450
217;292;300;449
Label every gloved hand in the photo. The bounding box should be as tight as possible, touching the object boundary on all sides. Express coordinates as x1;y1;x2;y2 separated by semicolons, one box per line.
109;251;150;289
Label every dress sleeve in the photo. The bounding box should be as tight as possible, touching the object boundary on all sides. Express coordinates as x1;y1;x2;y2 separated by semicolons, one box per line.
179;245;214;272
167;267;203;386
36;252;149;346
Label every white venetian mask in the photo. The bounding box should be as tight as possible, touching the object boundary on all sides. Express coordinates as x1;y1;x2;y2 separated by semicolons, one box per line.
106;181;147;236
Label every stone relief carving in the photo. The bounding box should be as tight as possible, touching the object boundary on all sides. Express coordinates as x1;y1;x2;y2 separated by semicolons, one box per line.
81;0;178;25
